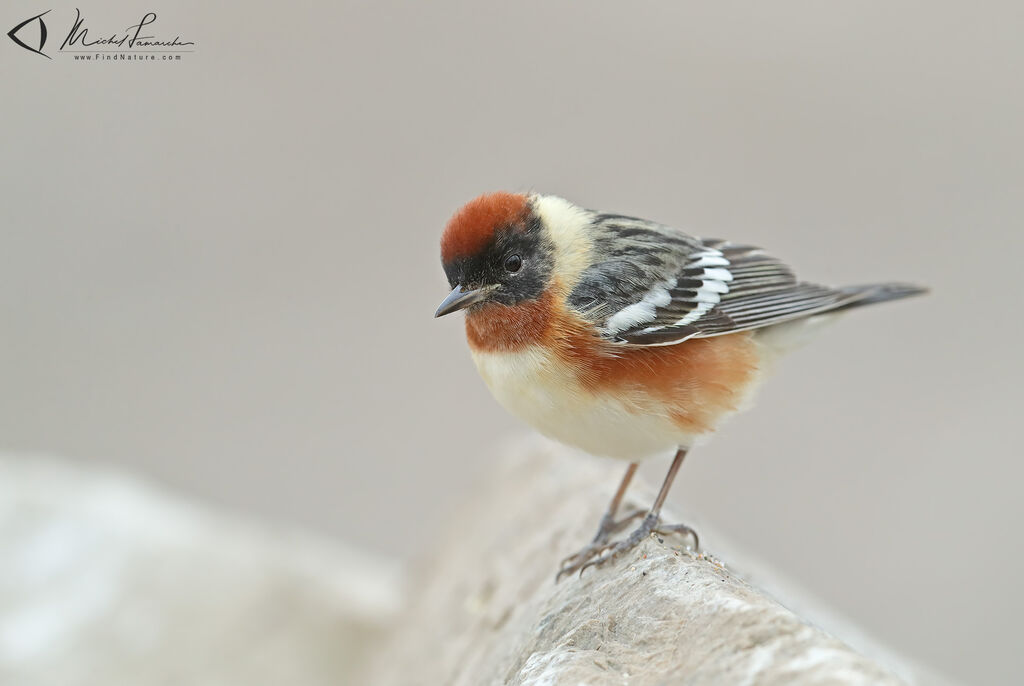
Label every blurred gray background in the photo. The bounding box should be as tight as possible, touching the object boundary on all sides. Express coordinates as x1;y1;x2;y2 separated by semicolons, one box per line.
1;1;1020;683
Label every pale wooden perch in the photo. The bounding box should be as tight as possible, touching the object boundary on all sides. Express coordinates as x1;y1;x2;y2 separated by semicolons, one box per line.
0;454;397;686
361;438;951;686
0;447;951;685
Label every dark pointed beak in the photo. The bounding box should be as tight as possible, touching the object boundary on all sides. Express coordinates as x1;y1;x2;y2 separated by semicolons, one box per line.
435;284;489;317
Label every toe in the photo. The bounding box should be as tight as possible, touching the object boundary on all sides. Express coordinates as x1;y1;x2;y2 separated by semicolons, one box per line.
556;541;614;581
652;523;700;550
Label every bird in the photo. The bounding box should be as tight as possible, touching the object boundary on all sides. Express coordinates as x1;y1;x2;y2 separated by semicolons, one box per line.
434;191;925;579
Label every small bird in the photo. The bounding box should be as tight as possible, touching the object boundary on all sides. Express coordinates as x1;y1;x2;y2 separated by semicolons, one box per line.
435;191;924;579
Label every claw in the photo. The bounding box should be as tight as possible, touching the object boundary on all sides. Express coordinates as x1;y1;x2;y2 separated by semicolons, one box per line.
556;541;614;581
555;508;646;581
577;552;611;577
557;513;700;580
654;523;699;550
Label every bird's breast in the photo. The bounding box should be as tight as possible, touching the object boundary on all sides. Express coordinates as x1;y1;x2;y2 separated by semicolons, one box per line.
470;343;688;460
466;301;764;460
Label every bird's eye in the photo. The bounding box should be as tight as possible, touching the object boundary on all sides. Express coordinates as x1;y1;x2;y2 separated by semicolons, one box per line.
503;254;523;273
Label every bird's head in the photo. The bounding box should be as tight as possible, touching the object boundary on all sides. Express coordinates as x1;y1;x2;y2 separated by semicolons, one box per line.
435;192;557;317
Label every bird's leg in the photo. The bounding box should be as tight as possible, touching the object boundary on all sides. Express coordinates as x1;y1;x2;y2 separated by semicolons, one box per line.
578;446;699;577
589;462;641;544
556;463;641;581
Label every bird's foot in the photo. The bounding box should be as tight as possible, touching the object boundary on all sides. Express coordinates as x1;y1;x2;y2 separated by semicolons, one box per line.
555;508;644;581
567;513;698;579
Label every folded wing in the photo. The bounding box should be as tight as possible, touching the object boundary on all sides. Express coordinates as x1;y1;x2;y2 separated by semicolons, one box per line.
569;215;905;346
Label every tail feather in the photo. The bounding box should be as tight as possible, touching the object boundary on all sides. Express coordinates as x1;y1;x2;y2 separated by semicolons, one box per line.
834;282;929;312
754;282;926;355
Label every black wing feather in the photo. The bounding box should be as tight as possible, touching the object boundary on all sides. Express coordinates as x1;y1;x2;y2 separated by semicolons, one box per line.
569;216;920;346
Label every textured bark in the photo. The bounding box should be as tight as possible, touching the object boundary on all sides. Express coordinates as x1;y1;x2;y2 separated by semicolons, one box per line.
362;438;947;686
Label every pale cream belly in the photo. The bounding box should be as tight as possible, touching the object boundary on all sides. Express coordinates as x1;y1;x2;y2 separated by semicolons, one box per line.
470;346;700;460
467;315;835;460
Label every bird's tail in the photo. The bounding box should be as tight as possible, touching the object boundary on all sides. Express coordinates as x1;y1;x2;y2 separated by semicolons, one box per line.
834;282;929;313
754;282;926;358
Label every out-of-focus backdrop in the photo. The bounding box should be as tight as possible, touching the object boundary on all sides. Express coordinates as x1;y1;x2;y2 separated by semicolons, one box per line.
1;2;1020;683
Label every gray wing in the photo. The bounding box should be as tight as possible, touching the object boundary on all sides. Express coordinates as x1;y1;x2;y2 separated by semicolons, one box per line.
568;214;873;346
